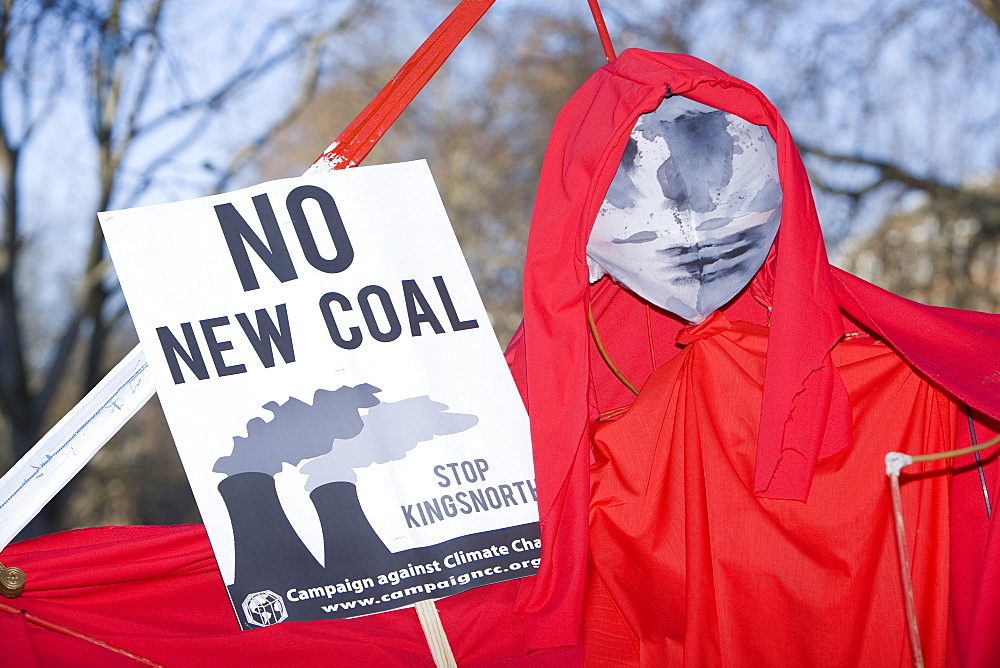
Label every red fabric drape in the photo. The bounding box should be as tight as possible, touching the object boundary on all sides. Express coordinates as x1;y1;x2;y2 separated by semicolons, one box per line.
506;49;1000;661
0;525;580;666
585;316;952;666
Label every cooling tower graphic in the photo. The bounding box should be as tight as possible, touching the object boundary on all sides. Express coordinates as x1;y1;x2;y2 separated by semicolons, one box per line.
213;384;497;625
218;472;327;593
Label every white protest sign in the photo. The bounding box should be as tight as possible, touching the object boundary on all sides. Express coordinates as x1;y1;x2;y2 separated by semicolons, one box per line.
100;161;539;628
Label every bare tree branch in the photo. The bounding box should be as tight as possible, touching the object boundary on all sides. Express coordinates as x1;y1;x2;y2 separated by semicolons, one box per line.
120;0;164;144
799;143;965;200
0;0;381;537
130;22;297;140
210;3;374;191
801;143;1000;237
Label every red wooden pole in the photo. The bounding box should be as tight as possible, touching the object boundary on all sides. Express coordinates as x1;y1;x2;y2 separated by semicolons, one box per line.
586;0;617;62
311;0;498;172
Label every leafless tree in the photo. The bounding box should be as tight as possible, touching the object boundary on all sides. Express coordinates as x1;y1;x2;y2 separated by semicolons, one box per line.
0;0;373;537
799;4;1000;306
7;0;999;537
255;4;615;346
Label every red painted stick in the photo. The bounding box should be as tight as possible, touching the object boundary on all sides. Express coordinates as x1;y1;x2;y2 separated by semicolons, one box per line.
586;0;617;63
309;0;498;172
0;599;164;667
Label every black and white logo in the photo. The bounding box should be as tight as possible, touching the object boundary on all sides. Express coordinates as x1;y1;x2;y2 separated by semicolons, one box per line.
242;590;288;627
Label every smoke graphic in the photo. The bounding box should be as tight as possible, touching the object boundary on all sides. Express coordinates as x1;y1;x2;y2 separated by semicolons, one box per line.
213;384;382;476
300;396;478;489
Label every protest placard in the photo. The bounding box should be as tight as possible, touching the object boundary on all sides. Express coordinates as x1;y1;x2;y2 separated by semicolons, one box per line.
100;161;539;628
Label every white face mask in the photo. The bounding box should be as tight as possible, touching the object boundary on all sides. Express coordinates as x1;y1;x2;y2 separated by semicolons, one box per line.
587;95;781;323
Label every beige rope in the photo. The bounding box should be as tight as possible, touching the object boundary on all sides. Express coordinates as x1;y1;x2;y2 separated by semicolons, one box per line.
885;431;1000;668
586;294;639;396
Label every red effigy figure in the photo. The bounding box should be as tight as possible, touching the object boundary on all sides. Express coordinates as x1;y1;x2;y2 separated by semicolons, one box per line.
506;49;1000;666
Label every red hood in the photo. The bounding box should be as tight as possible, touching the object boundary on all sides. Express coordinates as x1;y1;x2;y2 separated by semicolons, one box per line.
506;48;1000;650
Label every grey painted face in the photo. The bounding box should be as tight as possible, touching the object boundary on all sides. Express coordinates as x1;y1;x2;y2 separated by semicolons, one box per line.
587;95;781;323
